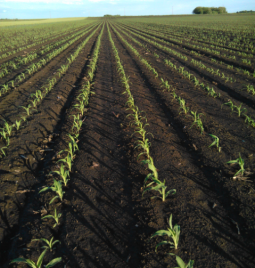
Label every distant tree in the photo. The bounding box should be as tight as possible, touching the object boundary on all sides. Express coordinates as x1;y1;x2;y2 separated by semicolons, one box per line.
193;6;227;14
193;7;203;14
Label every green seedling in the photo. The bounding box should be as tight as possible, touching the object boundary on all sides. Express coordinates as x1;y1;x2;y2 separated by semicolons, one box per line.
227;153;245;177
244;114;255;127
68;133;79;150
19;105;33;116
21;116;27;122
57;154;72;172
179;99;190;115
29;98;39;108
191;117;204;134
2;84;9;93
233;104;247;117
0;146;7;158
151;214;180;250
142;177;176;202
41;208;62;228
31;90;43;100
190;111;204;134
39;179;65;204
10;249;61;268
170;90;178;100
2;120;13;136
136;138;151;160
33;237;60;251
50;164;70;186
169;254;194;268
141;156;158;185
208;134;221;152
14;120;22;130
73;101;86;116
221;100;234;111
0;129;6;139
161;78;171;91
72;118;83;133
58;141;77;160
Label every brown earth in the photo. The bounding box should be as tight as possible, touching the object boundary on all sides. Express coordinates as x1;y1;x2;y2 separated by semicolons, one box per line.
1;22;255;268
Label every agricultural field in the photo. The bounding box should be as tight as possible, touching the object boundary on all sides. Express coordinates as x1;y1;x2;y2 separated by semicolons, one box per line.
0;14;255;268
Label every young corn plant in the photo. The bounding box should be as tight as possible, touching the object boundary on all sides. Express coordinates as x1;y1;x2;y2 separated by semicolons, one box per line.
208;134;221;152
221;100;234;111
2;120;13;136
50;164;70;186
190;111;204;134
57;154;72;172
233;104;247;117
32;237;60;251
151;214;180;250
179;99;190;115
141;156;176;202
142;177;176;202
227;153;245;177
19;105;33;116
0;129;7;140
10;249;61;268
72;118;83;133
39;179;65;204
41;208;62;228
161;78;171;92
14;120;22;131
58;140;78;160
244;115;255;127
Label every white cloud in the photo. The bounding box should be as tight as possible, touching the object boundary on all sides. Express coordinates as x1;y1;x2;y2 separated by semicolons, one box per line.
3;10;7;12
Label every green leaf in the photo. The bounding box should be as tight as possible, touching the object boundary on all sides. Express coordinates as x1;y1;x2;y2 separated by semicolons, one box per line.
49;195;59;205
42;215;54;220
10;258;33;267
155;241;171;252
37;249;47;268
39;187;50;194
151;230;171;238
226;159;237;164
45;257;62;268
176;255;186;268
165;189;176;198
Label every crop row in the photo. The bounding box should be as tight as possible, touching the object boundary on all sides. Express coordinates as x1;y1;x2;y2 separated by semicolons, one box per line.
117;23;253;79
113;23;255;130
120;19;254;52
0;23;100;98
9;23;104;268
108;23;194;267
125;22;254;59
117;22;254;74
119;25;254;79
0;24;96;81
110;22;250;187
0;21;90;57
0;24;101;159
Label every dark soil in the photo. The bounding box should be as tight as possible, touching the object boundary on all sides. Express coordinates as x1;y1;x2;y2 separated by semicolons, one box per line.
1;22;255;268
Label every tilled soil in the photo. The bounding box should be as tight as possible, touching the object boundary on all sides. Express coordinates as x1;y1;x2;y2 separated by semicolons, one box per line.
1;22;255;268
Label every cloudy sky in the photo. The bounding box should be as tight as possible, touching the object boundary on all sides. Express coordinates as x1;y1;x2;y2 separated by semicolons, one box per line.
0;0;254;19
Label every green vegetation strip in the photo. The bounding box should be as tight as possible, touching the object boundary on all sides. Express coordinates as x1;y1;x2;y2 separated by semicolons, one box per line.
0;24;102;158
10;24;104;268
108;23;194;266
0;23;100;97
113;24;255;129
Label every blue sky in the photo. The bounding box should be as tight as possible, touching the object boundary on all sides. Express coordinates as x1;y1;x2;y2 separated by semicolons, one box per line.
0;0;254;19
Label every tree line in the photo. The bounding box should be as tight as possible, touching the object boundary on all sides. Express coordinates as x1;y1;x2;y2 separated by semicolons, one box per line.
193;7;227;14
